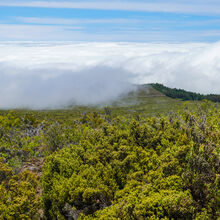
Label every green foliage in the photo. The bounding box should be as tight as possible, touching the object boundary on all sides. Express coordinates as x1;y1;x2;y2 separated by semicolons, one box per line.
0;160;41;219
0;112;44;165
41;102;220;219
0;100;219;219
151;83;220;102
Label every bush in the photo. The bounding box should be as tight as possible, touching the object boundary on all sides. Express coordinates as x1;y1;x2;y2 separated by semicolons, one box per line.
41;103;220;219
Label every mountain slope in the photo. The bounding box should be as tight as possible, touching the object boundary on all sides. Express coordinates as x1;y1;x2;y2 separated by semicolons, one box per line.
151;83;220;102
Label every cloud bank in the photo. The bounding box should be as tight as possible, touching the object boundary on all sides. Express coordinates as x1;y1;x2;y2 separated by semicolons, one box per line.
0;41;220;109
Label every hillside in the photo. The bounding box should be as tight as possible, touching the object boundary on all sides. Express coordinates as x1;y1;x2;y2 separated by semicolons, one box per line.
151;83;220;102
0;85;219;219
0;84;206;124
108;84;200;118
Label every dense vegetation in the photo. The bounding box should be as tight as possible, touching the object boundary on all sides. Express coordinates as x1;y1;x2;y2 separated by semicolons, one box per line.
151;83;220;102
0;100;219;219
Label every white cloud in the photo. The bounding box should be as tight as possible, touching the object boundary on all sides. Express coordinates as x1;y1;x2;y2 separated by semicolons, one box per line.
1;23;220;42
0;41;220;109
0;24;82;41
0;0;220;14
15;17;140;25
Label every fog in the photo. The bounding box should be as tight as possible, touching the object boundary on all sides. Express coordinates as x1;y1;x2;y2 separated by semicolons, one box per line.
0;41;220;109
0;65;134;109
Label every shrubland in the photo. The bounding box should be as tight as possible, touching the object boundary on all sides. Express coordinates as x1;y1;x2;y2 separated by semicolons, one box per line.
0;100;219;219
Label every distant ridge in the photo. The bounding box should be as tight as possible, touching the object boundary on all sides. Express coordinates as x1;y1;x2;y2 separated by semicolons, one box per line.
150;83;220;102
114;83;219;108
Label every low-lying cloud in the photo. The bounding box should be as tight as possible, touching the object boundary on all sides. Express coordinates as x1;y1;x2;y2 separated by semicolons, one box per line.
0;41;220;109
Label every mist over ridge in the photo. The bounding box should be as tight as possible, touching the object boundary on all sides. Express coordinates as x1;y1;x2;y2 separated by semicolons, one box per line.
0;41;220;109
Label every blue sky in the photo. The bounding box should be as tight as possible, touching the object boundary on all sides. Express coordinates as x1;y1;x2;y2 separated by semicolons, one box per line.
0;0;220;42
